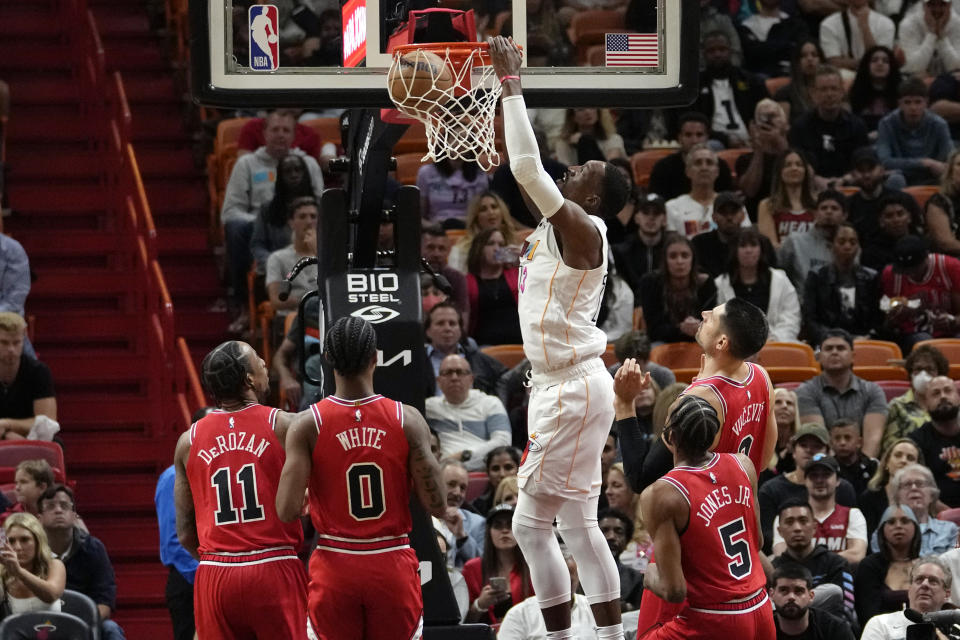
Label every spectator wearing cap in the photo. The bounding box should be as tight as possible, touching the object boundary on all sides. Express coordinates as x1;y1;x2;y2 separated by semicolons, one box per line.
847;147;904;250
462;503;533;625
770;498;853;622
830;417;879;497
647;112;735;202
771;454;868;564
691;192;759;278
877;77;954;186
908;376;960;508
789;66;870;181
597;509;644;612
758;423;859;554
779;189;848;292
803;222;884;347
796;328;888;458
771;564;856;640
713;226;799;342
898;0;960;78
860;192;926;273
881;235;960;349
612;195;668;298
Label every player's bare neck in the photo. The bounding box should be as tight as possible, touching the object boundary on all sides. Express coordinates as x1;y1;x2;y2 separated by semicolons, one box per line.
219;397;257;412
701;355;748;381
334;377;375;401
675;452;713;469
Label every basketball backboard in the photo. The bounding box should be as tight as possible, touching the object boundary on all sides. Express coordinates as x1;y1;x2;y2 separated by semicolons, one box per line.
190;0;698;109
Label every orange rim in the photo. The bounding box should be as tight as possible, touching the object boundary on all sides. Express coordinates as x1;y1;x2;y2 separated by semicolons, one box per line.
392;42;492;66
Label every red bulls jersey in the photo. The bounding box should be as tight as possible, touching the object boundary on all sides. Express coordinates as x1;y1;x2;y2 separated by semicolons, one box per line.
659;453;766;608
308;395;412;553
685;362;770;471
186;404;302;554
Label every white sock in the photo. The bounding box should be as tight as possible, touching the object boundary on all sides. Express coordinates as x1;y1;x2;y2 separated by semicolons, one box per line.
597;623;624;639
545;629;575;639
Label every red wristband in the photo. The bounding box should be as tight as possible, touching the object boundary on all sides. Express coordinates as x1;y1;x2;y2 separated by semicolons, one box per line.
499;75;520;84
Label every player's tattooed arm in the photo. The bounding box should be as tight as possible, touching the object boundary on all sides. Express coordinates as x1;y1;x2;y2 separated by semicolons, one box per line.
639;481;688;603
276;411;317;522
403;404;446;518
173;431;199;559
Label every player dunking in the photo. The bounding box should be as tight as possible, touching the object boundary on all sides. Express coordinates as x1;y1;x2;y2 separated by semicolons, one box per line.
276;317;446;640
616;299;777;634
637;395;775;639
174;341;307;640
488;36;632;640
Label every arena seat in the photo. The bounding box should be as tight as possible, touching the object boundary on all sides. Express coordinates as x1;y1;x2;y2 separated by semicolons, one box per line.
756;342;818;369
481;344;526;370
568;9;627;62
876;380;910;402
0;441;66;481
904;185;938;210
301;116;341;151
764;76;790;96
466;471;488;503
852;340;906;381
649;342;701;382
601;343;618;367
765;366;819;384
775;381;801;391
60;590;101;640
0;611;92;640
630;149;675;187
913;339;960;378
393;121;428;154
394;152;425;186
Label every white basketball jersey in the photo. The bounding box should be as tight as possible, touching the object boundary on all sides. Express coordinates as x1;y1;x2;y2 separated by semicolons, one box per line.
517;215;609;375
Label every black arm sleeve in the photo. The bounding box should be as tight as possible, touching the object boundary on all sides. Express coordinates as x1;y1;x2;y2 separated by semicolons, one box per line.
619;416;673;493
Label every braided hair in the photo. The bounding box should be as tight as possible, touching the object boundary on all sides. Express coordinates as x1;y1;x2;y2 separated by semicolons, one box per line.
324;316;378;376
201;341;253;405
663;395;720;460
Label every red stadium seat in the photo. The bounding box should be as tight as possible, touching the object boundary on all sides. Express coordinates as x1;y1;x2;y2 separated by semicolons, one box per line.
481;345;526;370
913;339;960;379
466;471;489;503
876;380;910;403
649;342;701;382
0;442;66;482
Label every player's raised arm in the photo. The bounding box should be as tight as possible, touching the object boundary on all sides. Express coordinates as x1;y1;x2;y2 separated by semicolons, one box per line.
173;430;199;559
402;404;446;518
639;482;688;603
276;410;317;522
488;36;623;271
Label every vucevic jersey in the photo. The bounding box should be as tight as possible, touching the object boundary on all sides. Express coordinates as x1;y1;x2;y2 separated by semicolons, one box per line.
517;216;609;375
186;405;302;554
307;395;412;552
684;362;770;471
659;453;766;607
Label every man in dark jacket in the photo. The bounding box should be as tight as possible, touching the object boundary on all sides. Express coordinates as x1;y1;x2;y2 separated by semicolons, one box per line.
694;30;769;148
423;301;506;397
598;509;643;612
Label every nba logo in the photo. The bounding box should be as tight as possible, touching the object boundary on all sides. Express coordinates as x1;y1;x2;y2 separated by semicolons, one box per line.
249;5;280;71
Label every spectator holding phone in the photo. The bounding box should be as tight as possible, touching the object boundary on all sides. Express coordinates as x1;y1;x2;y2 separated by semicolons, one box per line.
465;228;521;346
0;512;65;614
463;504;533;624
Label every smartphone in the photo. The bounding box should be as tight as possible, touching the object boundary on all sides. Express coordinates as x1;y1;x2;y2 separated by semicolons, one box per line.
489;577;508;593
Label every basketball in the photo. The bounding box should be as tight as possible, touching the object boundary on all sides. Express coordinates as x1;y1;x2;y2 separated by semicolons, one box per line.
388;50;453;109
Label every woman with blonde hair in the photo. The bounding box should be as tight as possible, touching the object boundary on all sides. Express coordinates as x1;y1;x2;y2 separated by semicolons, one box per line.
447;191;520;273
859;438;924;539
493;475;519;508
554;108;626;166
0;512;65;613
772;387;801;474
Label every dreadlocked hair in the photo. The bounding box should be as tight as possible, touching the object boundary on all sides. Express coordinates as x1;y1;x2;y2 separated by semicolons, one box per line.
201;341;252;404
324;316;378;376
663;395;720;460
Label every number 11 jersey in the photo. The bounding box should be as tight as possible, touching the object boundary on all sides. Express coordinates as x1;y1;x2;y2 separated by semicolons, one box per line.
186;404;303;554
307;395;412;551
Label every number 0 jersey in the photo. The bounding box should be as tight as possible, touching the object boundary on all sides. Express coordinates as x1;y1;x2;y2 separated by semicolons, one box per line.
684;362;771;472
307;395;412;553
659;453;766;608
186;404;303;555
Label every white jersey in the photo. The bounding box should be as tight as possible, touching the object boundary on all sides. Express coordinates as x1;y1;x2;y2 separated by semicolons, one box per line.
517;216;609;376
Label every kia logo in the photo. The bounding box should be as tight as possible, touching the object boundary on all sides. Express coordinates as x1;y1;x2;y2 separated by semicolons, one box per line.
351;305;400;324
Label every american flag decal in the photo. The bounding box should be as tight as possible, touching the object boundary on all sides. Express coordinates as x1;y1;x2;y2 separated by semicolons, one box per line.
605;33;660;67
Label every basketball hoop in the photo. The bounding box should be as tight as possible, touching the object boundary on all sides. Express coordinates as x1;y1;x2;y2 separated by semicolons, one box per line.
388;43;503;172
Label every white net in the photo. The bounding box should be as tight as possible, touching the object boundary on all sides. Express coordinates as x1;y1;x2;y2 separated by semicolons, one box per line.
388;45;502;172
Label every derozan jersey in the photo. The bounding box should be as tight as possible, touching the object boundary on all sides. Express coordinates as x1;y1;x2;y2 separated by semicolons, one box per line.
517;216;609;375
684;362;770;471
659;453;766;607
307;395;412;553
186;405;302;554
